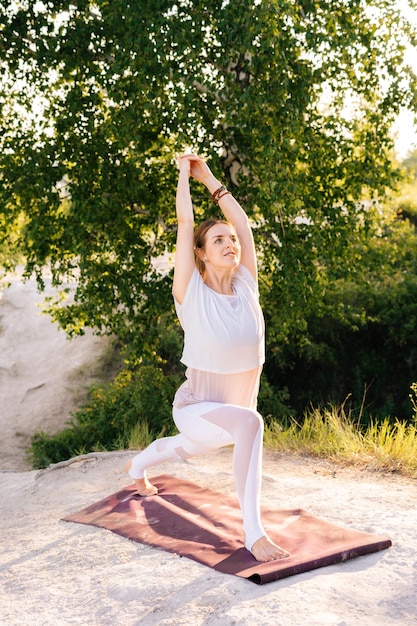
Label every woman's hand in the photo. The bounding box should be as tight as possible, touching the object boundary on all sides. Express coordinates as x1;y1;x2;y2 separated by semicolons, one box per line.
177;154;192;175
189;155;213;184
178;153;214;185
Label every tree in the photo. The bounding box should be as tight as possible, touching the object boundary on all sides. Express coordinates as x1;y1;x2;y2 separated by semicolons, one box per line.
1;0;416;410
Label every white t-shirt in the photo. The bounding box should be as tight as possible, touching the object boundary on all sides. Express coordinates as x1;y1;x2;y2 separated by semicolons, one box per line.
174;264;265;374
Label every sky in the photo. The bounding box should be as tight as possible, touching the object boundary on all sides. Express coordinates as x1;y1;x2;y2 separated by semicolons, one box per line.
395;110;416;160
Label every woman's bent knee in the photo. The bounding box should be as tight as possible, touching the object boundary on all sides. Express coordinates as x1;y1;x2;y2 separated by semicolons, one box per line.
240;408;264;433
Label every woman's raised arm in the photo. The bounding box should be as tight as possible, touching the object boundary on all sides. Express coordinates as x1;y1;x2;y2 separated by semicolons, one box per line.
172;156;196;304
188;155;257;281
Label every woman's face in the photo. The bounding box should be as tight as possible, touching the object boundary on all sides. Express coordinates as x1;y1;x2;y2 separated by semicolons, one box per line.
200;223;241;269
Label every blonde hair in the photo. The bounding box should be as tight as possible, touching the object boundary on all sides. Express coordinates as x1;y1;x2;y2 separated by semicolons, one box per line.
194;218;231;276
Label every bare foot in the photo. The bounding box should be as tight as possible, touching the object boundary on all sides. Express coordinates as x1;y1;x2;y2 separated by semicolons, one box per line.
132;476;158;496
125;461;158;496
250;535;290;563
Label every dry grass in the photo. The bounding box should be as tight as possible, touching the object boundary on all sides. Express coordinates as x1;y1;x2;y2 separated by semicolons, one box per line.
264;404;417;478
127;402;417;479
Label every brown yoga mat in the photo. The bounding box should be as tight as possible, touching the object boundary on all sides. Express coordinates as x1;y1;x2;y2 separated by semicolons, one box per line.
62;474;392;584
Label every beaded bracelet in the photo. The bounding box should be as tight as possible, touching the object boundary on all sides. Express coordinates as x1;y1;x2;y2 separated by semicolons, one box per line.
211;185;231;204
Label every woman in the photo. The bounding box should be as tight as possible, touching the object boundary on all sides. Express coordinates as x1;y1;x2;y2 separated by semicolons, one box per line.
126;153;289;563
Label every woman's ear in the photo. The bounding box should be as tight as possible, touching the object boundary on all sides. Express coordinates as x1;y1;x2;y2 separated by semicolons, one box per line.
195;247;206;262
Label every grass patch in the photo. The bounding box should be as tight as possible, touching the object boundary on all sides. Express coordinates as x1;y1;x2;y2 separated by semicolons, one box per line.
28;359;417;479
264;404;417;478
128;420;166;451
27;365;180;469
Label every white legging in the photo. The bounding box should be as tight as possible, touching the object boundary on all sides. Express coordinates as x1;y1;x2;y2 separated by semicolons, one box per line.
128;402;266;551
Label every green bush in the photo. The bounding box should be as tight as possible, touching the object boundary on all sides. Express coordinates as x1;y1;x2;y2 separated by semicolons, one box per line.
257;377;294;426
28;365;182;469
265;269;417;425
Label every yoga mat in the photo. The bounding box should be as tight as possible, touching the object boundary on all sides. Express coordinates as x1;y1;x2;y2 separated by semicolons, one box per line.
63;474;392;584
